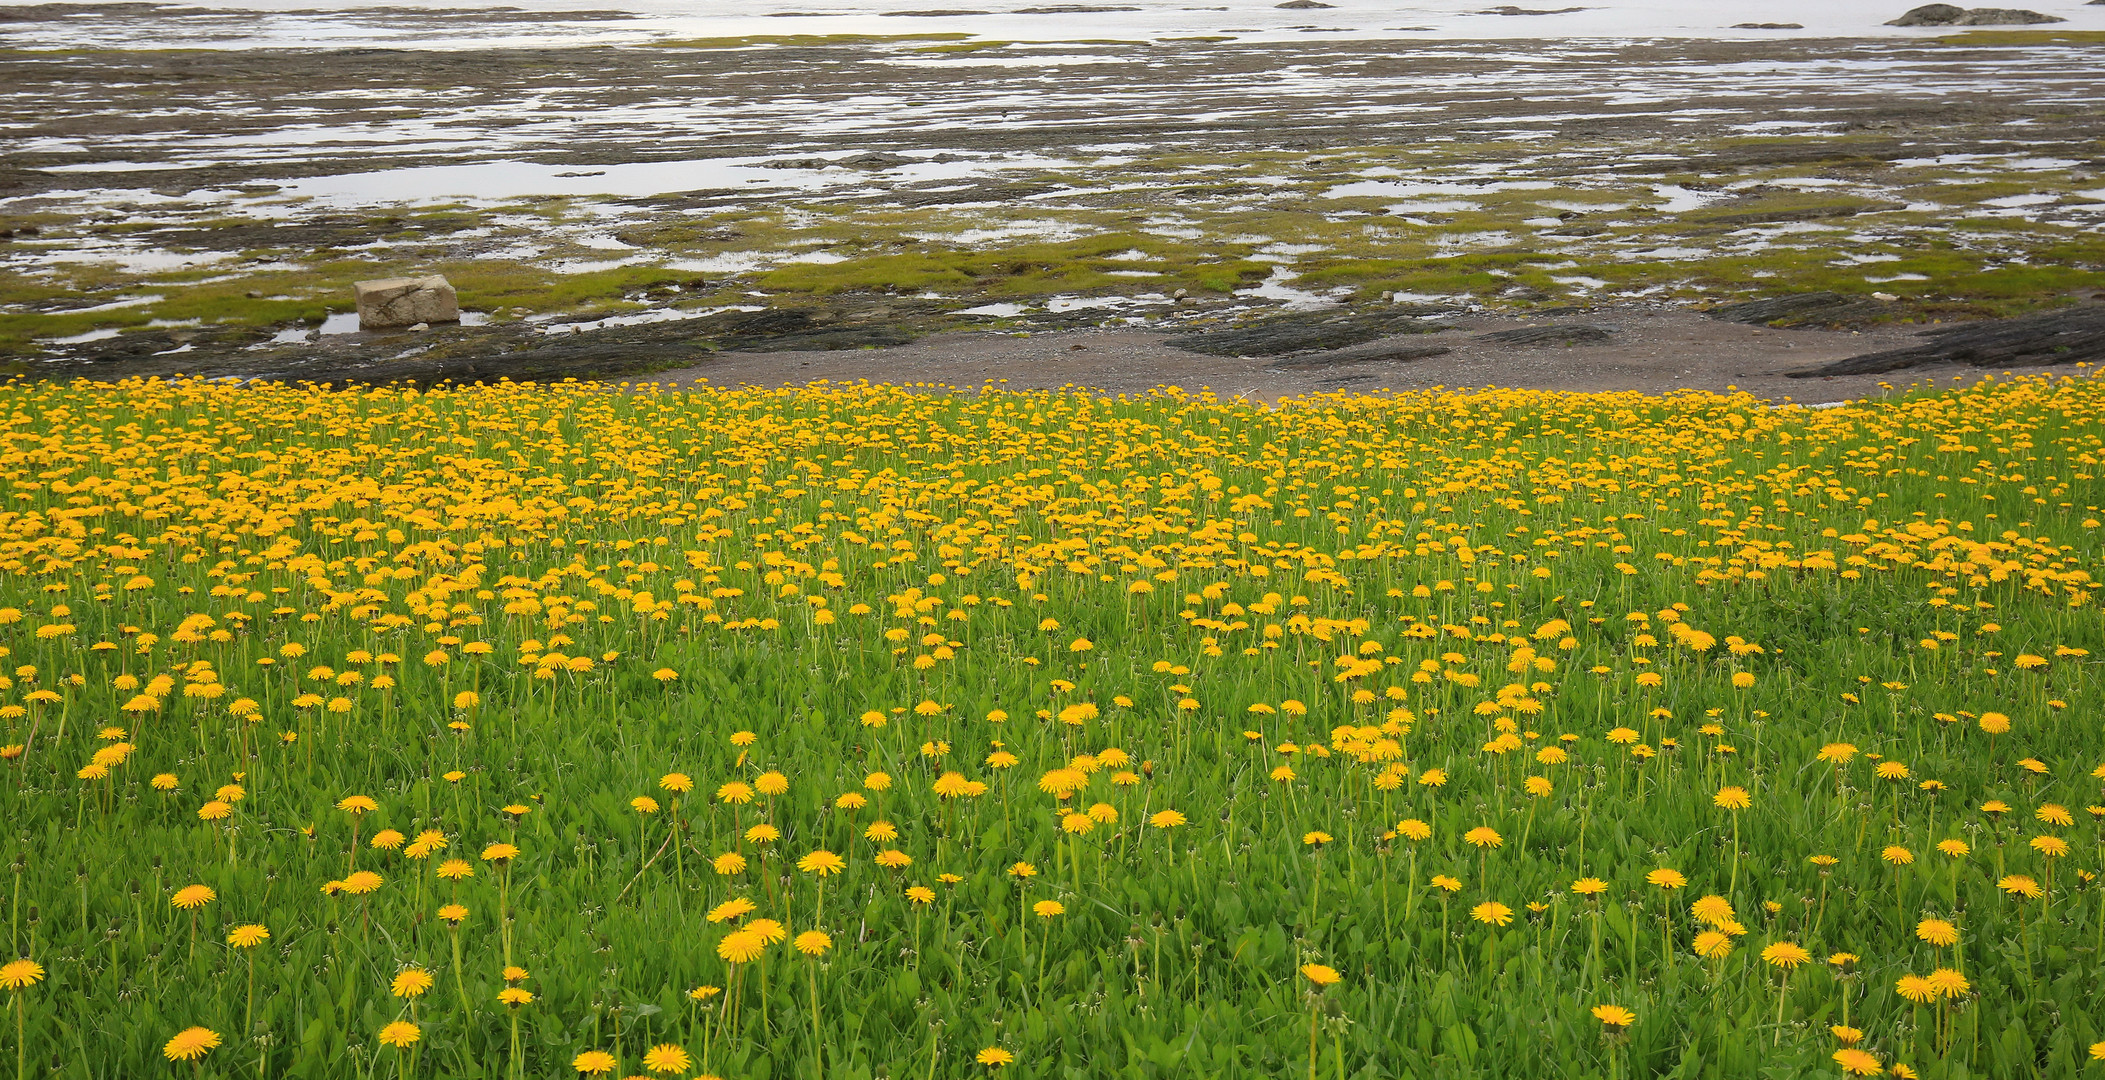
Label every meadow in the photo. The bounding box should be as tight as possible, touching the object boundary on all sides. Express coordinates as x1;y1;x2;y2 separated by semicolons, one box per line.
0;371;2101;1080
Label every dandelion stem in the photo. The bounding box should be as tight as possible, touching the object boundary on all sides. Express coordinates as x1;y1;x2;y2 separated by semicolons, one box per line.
244;949;256;1042
1588;906;1601;990
1727;812;1740;898
1773;971;1790;1046
1306;995;1319;1080
807;958;823;1080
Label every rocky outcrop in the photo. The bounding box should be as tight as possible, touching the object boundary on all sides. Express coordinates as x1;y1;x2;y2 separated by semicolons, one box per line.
1165;308;1454;357
1475;324;1617;346
1952;6;2065;21
704;308;914;352
1886;3;2063;23
1708;292;1887;328
1267;341;1452;370
1888;3;1965;22
355;275;458;330
1788;305;2105;377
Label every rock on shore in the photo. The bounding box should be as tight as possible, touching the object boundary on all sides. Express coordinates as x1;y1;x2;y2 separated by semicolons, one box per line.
1886;3;2064;23
355;275;459;330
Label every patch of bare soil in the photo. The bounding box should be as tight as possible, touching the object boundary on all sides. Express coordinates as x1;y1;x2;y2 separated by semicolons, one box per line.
634;301;2101;401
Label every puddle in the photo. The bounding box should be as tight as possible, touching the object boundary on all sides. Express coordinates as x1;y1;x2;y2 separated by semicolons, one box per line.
38;328;122;346
551;257;650;275
1981;194;2057;208
666;252;789;274
1730;120;1833;133
310;310;489;336
1041;294;1170;313
1236;266;1335;310
538;308;707;335
909;223;1085;244
271;158;831;204
1323;180;1551;201
48;294;164;315
876;55;1133;68
264;152;1077;206
1650;185;1725;214
42;160;221;174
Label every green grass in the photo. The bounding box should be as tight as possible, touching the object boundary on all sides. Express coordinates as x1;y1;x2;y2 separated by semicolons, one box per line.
0;257;695;352
754;232;1274;296
913;41;1012;54
0;374;2101;1079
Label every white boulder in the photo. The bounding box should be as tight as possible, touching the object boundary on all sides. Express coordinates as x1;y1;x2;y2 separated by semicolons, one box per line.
355;275;459;330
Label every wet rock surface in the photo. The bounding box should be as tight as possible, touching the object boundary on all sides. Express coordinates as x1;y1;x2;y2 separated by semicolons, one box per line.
1475;324;1618;346
1163;308;1456;357
1789;301;2105;377
1708;292;1892;329
1265;340;1454;370
22;298;947;386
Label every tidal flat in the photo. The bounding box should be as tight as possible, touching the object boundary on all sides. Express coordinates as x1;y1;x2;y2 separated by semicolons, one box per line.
1;26;2102;383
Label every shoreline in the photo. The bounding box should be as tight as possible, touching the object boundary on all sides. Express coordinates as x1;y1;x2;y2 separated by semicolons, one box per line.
1;0;2102;51
29;300;2100;404
4;31;2102;385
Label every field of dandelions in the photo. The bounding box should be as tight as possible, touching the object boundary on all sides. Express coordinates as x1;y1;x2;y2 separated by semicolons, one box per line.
1;373;2102;1080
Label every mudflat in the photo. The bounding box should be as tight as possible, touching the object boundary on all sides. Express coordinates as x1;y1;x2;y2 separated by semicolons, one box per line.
3;21;2102;392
